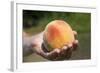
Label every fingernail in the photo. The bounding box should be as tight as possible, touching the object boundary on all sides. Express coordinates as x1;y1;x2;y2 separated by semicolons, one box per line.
75;40;78;44
68;44;72;48
73;40;78;51
55;49;60;53
62;46;68;50
74;40;78;44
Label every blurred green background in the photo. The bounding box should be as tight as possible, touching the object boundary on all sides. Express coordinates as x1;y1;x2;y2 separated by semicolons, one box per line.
23;10;91;62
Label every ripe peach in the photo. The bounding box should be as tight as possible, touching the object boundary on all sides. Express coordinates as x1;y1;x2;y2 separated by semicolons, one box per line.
43;20;75;51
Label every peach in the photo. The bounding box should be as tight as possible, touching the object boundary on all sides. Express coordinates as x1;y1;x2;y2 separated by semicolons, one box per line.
43;20;75;51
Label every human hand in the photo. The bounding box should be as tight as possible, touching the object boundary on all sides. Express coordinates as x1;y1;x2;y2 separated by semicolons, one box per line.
31;31;78;61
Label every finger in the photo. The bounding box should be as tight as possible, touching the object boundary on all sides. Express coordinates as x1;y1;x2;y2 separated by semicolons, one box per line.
51;47;67;61
46;49;60;60
65;48;72;59
74;40;79;44
64;45;73;59
60;46;68;59
72;40;79;51
33;43;60;61
41;43;60;60
67;44;73;50
54;48;60;53
73;30;77;36
62;46;68;50
59;46;68;57
55;46;72;60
